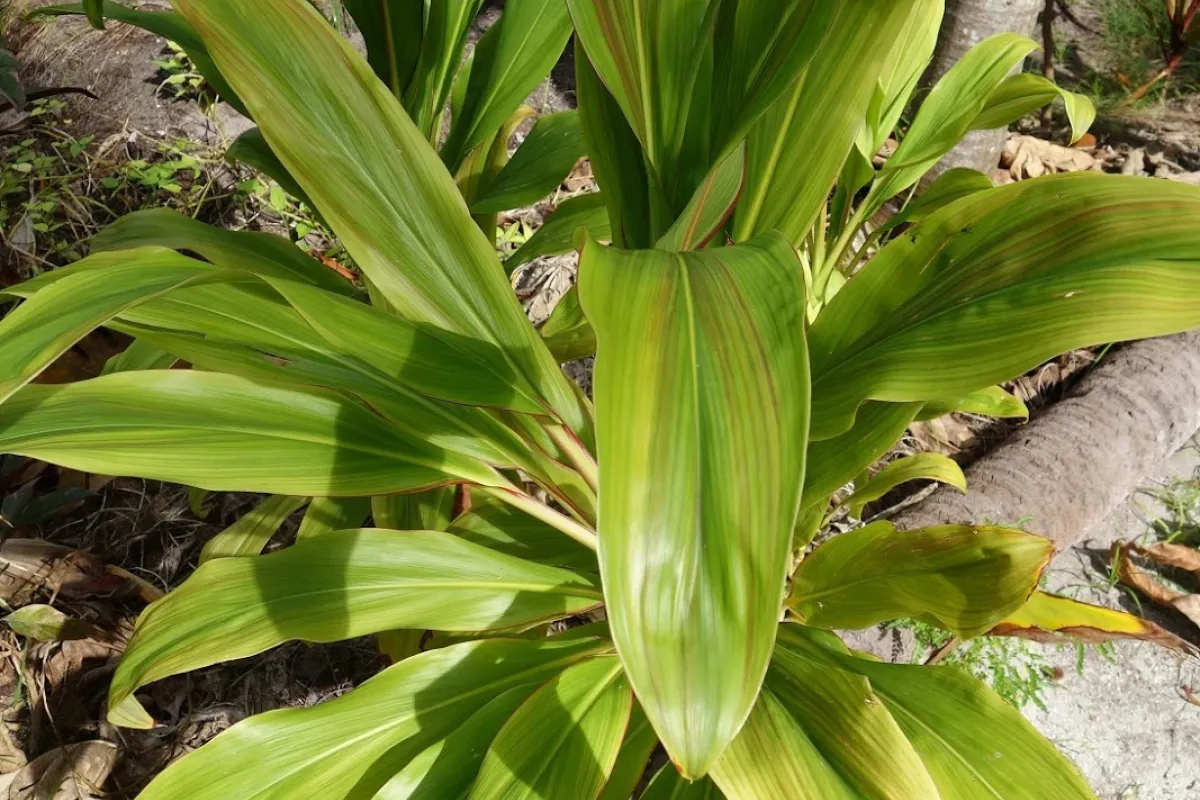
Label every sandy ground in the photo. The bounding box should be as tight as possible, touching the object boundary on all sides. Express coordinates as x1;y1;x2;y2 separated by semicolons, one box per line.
1023;443;1200;799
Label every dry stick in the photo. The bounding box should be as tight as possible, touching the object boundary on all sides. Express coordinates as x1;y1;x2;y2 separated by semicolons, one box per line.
925;636;961;666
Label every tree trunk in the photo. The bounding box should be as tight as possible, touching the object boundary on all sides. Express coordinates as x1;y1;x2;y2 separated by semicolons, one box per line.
925;0;1045;176
892;332;1200;551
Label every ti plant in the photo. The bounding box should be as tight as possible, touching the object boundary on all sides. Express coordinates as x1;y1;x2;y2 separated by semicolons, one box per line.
3;1;1200;798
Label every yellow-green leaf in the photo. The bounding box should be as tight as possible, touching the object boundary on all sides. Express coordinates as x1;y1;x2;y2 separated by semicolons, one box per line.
789;522;1054;638
841;453;967;519
579;232;809;778
199;494;309;562
110;530;604;727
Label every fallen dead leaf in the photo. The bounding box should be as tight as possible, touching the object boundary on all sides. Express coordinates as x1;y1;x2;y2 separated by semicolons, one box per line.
1001;134;1098;181
0;539;163;606
1115;542;1200;628
0;741;117;800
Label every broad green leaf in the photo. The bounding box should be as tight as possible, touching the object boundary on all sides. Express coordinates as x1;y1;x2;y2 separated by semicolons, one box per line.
643;765;723;800
656;143;744;252
0;371;507;495
989;591;1199;655
110;314;535;473
866;34;1039;212
471;112;586;214
377;628;427;664
506;193;611;273
297;497;372;540
199;495;309;562
174;0;589;436
441;0;573;172
841;453;967;519
734;0;928;244
225;128;313;207
802;402;923;506
374;686;534;799
0;248;225;403
596;706;657;800
458;105;536;219
917;385;1029;422
575;42;659;248
971;73;1095;145
448;495;597;570
789;522;1053;638
373;488;455;532
5;604;93;641
92;208;355;296
342;0;424;97
101;338;176;375
111;529;604;726
782;626;1096;799
713;628;937;800
469;656;631;800
579;233;809;778
540;287;597;363
879;168;995;235
264;277;547;414
403;0;486;140
137;636;610;800
810;173;1200;439
36;3;248;115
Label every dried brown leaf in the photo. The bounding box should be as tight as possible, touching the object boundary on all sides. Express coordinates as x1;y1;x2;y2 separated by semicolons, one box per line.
0;741;117;800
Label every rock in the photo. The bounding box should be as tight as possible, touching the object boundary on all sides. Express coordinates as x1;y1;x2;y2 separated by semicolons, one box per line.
1121;148;1146;175
1164;170;1200;186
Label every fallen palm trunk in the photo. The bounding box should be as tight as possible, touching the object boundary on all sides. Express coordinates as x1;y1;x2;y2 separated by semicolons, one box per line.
893;331;1200;551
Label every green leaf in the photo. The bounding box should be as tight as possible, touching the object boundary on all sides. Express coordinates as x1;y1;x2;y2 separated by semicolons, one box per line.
82;0;103;28
468;656;631;800
35;3;248;116
0;371;507;495
0;247;223;403
841;453;967;519
879;168;995;235
575;43;657;248
374;687;534;799
596;705;657;800
917;385;1029;422
656;143;744;252
342;0;424;97
263;277;548;414
199;494;309;562
788;522;1054;638
373;488;455;532
225;128;313;208
5;604;93;641
471;112;586;214
540;287;597;364
734;0;930;244
297;496;372;540
809;173;1200;439
91;208;355;296
403;0;486;140
174;0;589;437
101;338;176;375
643;764;723;800
506;193;611;273
971;72;1096;145
579;233;809;778
110;529;604;727
781;626;1096;799
866;34;1039;212
802;401;923;507
137;637;611;800
441;0;573;172
712;628;937;800
448;495;597;571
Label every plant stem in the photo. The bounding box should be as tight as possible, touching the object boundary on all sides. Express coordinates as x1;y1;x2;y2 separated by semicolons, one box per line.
926;636;961;665
484;486;599;552
546;424;599;494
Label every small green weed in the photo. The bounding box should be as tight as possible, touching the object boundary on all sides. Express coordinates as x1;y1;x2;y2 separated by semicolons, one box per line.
889;618;1062;710
153;41;211;105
